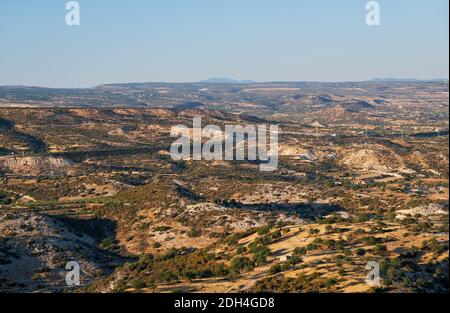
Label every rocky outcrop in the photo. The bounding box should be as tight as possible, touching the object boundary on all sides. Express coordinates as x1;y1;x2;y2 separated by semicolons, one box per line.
0;213;116;292
339;146;403;172
396;203;449;220
0;156;75;176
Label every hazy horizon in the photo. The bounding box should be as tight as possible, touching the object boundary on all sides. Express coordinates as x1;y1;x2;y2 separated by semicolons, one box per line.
1;77;449;90
1;0;449;88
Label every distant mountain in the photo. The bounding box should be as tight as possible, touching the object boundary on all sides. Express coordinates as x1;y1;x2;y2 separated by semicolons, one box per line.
370;78;420;82
200;78;256;84
370;78;448;83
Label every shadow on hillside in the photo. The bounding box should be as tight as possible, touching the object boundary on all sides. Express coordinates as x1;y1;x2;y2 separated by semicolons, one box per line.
0;215;135;293
176;184;207;202
217;200;344;220
53;215;136;264
54;216;117;242
380;255;449;293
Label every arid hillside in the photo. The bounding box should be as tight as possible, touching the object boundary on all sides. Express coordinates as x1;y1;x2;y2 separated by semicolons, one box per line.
0;81;448;293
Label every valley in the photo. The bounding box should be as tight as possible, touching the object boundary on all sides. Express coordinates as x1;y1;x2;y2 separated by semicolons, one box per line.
0;81;448;293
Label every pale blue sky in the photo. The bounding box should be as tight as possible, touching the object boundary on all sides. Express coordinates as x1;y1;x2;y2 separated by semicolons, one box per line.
0;0;448;87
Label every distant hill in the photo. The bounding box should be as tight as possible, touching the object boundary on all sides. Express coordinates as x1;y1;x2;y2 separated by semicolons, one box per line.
370;78;420;82
200;78;256;84
370;78;448;83
340;101;375;111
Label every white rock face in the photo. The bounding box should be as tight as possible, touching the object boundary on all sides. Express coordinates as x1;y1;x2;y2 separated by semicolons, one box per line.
342;149;388;171
0;156;74;176
278;145;318;160
340;145;405;172
396;203;449;219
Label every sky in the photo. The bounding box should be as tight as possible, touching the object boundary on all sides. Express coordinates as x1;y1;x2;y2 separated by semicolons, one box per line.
0;0;448;88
